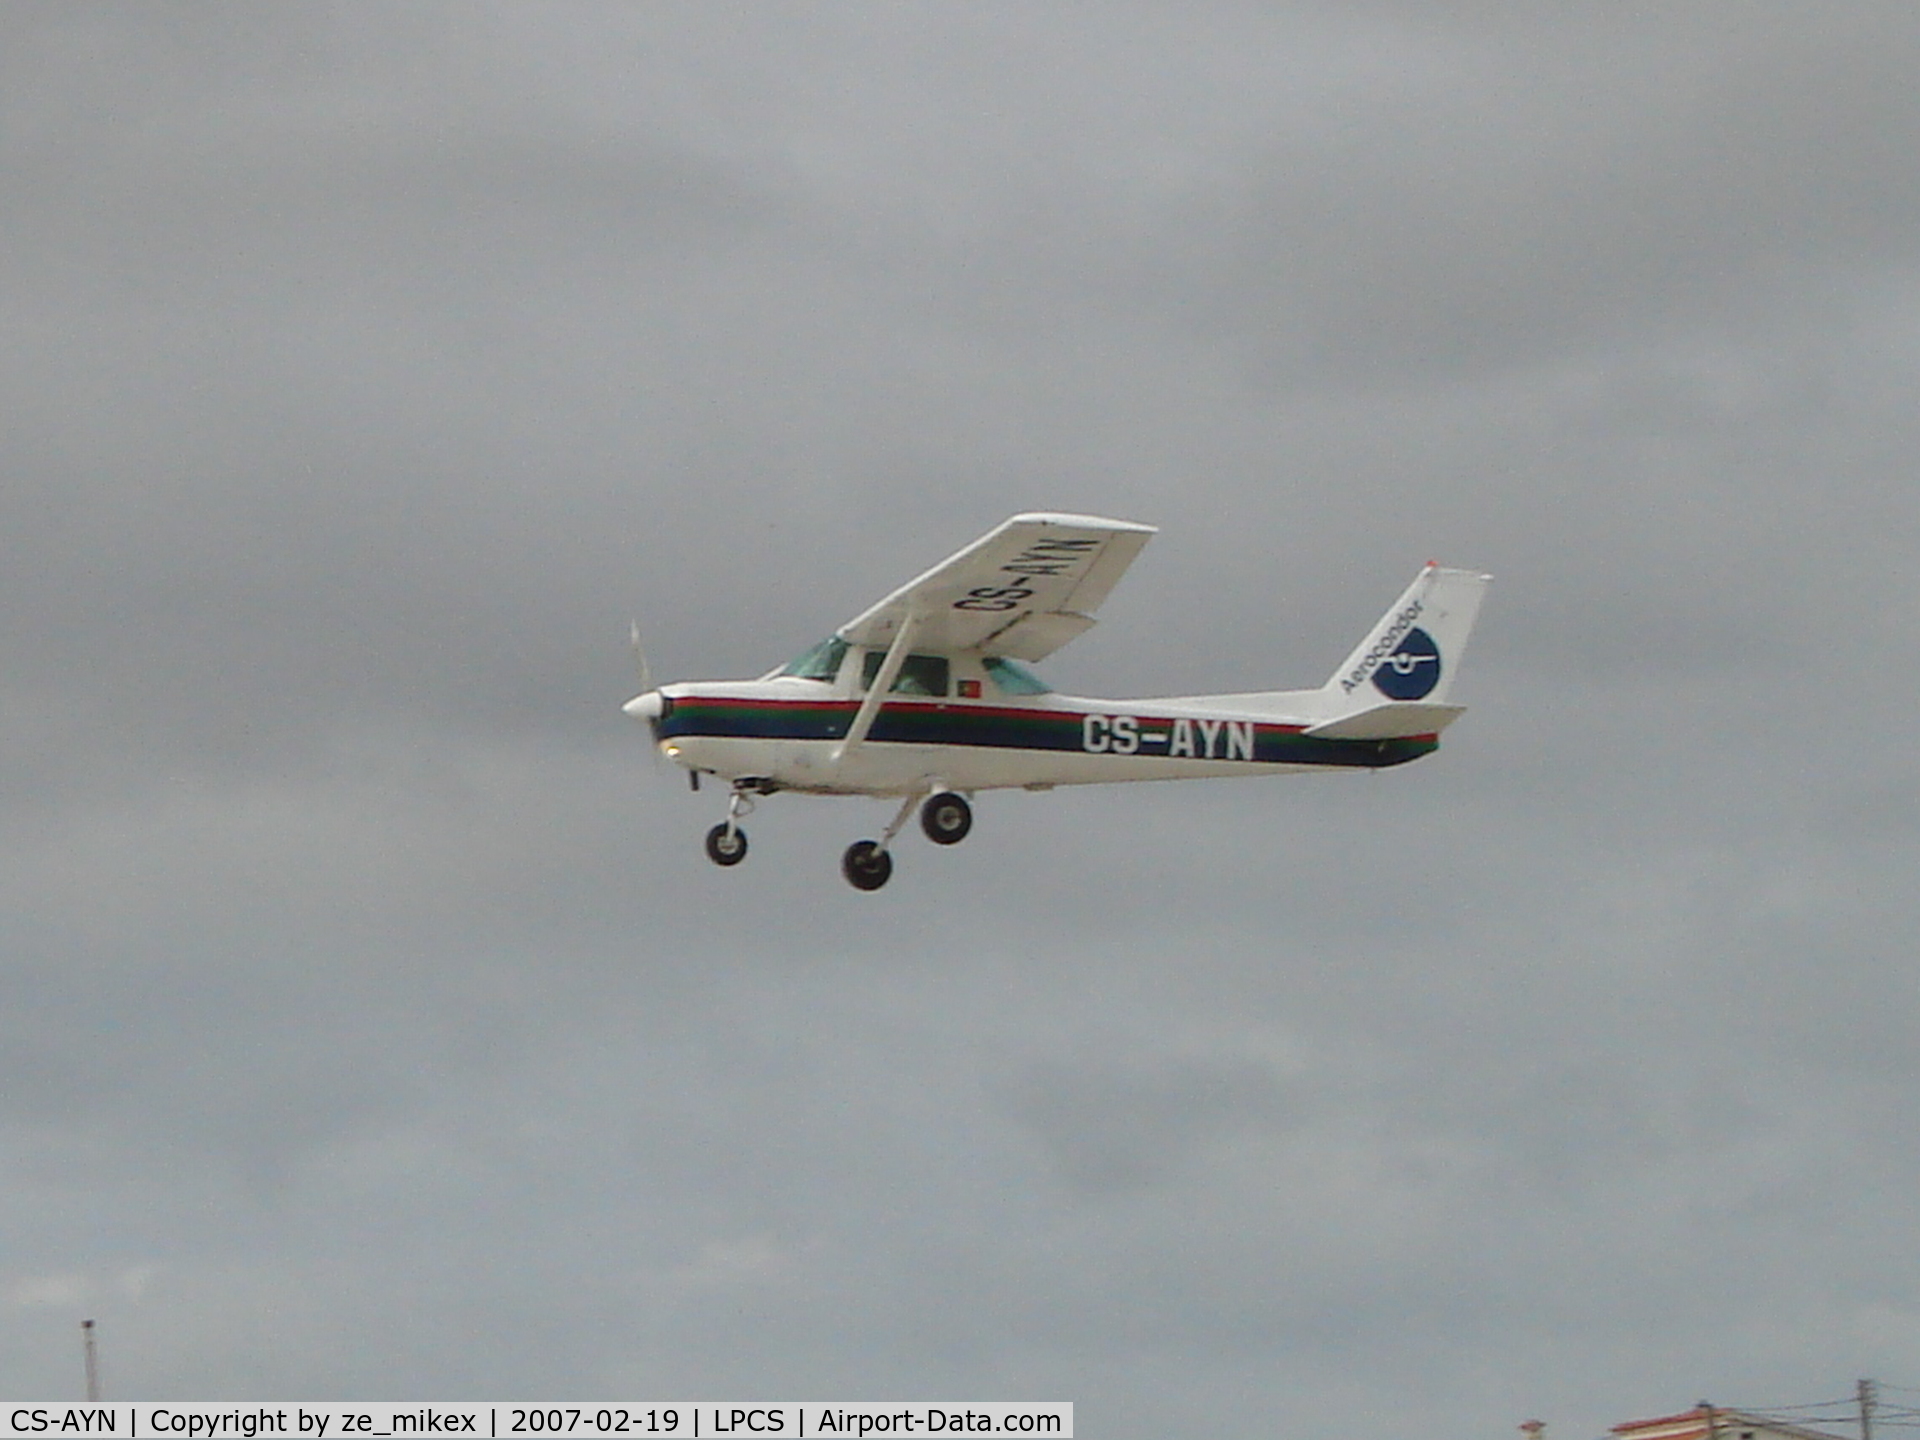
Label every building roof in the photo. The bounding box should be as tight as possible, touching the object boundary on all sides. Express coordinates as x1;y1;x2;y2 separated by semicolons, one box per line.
1612;1407;1852;1440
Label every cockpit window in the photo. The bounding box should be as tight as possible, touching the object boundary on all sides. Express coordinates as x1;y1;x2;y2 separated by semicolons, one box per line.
780;636;849;682
860;651;950;696
983;656;1051;695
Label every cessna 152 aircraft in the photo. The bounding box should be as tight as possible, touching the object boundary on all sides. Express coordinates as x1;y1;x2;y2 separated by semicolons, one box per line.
625;512;1489;891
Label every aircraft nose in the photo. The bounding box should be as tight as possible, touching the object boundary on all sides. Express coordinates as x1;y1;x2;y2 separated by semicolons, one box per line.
624;690;664;721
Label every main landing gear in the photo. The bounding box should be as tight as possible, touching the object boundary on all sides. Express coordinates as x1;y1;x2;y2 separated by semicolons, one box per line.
838;790;973;891
700;785;975;892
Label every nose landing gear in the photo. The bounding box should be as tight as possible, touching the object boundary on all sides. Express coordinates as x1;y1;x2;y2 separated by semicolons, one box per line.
704;789;753;868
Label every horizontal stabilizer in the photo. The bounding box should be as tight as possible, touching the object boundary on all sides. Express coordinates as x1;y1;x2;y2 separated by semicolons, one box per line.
1304;702;1466;740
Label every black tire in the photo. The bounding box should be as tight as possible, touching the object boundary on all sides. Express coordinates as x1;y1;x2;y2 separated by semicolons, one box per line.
842;839;893;891
705;823;748;866
920;791;973;845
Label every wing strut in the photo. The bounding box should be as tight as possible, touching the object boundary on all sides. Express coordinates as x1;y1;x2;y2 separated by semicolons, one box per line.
831;611;922;766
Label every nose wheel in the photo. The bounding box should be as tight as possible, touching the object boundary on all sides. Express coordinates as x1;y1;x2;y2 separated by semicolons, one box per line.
704;789;753;868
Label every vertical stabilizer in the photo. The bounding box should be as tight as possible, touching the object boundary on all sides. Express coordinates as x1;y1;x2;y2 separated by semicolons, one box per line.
1324;565;1491;710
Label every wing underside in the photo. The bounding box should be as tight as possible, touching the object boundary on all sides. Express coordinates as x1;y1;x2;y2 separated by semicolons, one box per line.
837;512;1156;661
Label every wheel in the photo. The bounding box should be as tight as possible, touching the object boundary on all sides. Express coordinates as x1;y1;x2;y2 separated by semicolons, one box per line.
841;839;893;891
920;791;973;845
704;823;748;866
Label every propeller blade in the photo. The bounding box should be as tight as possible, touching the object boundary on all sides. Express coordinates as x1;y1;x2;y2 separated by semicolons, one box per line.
629;619;653;696
625;621;668;773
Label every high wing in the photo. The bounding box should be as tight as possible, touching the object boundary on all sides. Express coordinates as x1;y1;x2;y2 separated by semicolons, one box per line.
837;512;1157;661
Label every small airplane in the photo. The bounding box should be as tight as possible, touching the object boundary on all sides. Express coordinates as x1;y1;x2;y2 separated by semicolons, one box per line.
625;512;1490;890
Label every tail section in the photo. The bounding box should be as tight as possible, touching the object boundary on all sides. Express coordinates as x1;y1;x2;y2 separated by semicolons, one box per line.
1306;565;1490;736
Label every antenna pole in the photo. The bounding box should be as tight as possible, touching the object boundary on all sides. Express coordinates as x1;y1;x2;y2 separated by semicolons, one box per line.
82;1319;100;1402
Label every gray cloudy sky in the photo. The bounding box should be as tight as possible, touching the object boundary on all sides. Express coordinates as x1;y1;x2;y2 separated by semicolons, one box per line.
5;3;1920;1434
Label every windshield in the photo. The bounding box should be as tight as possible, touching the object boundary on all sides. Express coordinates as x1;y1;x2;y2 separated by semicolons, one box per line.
983;656;1051;695
779;636;849;682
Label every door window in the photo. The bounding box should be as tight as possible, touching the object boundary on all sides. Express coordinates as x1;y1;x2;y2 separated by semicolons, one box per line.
860;651;950;696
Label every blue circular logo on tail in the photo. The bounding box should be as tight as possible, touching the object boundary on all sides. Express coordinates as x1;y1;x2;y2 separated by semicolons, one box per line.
1373;627;1441;699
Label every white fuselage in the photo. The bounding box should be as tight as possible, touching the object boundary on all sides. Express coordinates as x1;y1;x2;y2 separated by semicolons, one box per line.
634;664;1439;798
